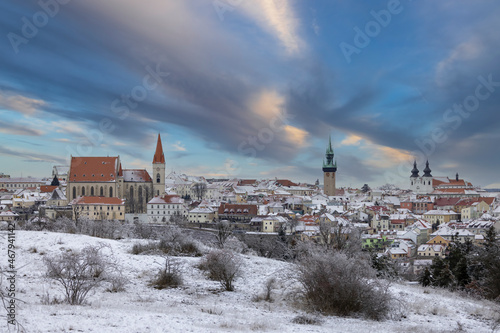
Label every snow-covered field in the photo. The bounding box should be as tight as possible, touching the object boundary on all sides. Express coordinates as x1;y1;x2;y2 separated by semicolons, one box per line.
1;230;499;333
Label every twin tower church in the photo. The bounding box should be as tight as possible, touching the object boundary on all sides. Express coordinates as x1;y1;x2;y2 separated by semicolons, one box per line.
67;133;340;213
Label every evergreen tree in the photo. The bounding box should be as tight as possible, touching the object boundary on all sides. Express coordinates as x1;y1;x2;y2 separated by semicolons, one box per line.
454;257;470;288
435;264;455;288
419;267;432;287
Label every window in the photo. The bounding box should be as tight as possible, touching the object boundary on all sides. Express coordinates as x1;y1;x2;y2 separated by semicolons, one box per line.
156;173;161;183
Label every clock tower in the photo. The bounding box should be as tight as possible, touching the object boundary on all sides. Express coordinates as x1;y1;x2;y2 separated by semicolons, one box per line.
152;133;166;196
322;135;337;196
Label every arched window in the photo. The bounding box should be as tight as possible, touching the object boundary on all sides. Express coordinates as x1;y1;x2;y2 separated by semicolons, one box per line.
109;187;113;197
82;187;85;196
91;187;94;196
130;187;134;200
156;173;161;183
100;186;104;196
72;187;76;199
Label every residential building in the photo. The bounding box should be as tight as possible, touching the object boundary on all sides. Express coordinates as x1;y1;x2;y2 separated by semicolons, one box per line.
422;210;460;225
71;196;125;221
147;195;187;223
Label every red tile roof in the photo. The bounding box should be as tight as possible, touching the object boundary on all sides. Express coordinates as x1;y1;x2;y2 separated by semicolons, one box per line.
40;185;58;193
153;133;165;164
238;179;257;185
434;197;461;206
218;203;258;215
73;196;124;205
456;197;495;207
69;157;119;182
275;179;298;187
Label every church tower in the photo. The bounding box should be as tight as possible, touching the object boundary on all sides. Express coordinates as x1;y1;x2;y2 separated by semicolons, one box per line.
152;133;166;196
322;135;337;196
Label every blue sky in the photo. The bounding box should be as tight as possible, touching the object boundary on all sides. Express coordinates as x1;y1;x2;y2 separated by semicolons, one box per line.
1;0;500;188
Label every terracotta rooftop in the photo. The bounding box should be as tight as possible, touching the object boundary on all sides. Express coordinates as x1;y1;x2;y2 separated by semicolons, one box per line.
434;197;461;206
69;157;119;182
238;179;257;186
218;203;258;215
40;185;58;193
275;179;298;187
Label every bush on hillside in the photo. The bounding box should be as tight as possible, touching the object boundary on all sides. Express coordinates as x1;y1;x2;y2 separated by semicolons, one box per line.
297;251;392;320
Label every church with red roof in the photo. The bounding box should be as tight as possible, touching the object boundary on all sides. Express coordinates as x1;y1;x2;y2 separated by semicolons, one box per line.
67;134;166;213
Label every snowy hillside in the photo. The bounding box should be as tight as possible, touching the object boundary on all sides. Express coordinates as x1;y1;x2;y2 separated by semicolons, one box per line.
2;230;499;333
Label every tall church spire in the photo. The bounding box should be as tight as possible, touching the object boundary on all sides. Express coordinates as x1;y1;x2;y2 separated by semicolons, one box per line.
152;133;166;196
153;133;165;164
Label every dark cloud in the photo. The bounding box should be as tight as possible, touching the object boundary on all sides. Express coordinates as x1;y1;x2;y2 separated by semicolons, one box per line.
0;146;66;165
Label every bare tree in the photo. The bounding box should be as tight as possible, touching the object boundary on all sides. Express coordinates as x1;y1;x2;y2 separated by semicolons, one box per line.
201;250;242;291
215;220;231;249
319;220;333;249
44;244;120;305
192;182;207;200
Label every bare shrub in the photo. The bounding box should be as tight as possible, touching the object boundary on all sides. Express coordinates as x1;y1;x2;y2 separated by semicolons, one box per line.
252;276;277;302
133;222;154;239
201;307;223;315
157;226;202;256
297;251;392;320
242;234;291;259
291;314;323;325
150;257;183;289
106;274;128;293
131;227;201;257
200;250;241;291
44;244;120;305
131;241;158;255
40;291;63;305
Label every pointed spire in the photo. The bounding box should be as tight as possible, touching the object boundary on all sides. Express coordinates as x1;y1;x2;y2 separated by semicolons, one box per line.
153;133;165;164
326;134;334;154
323;134;337;171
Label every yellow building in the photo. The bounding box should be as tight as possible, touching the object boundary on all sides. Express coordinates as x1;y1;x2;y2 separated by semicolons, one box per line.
71;196;125;221
422;210;459;225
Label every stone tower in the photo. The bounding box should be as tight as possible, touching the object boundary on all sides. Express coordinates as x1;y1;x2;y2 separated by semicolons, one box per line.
152;133;166;196
322;135;337;196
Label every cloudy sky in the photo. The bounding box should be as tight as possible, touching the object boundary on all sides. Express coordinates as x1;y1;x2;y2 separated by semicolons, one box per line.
1;0;499;188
